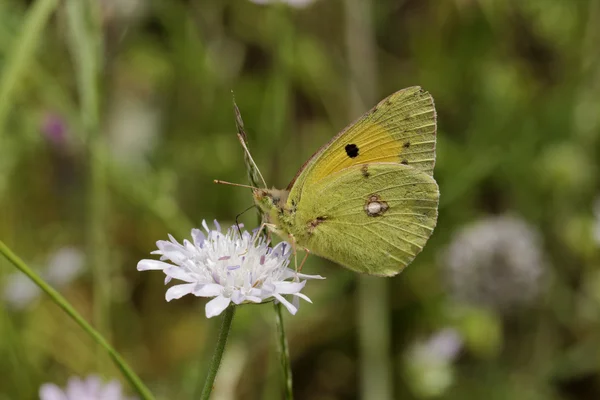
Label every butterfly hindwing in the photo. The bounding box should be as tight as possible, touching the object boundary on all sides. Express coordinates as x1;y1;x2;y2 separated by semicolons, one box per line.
291;163;439;276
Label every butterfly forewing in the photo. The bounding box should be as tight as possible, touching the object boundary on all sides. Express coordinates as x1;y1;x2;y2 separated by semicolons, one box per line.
287;86;436;204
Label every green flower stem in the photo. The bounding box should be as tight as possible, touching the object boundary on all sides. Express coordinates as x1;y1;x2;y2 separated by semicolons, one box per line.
274;302;294;400
200;306;236;400
345;0;394;399
65;0;111;372
0;240;155;400
0;0;59;137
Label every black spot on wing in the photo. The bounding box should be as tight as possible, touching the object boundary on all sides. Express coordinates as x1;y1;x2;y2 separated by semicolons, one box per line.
403;141;410;148
401;159;409;165
345;143;359;158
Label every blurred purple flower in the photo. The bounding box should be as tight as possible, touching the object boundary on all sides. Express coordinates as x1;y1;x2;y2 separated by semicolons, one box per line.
41;113;67;146
39;375;136;400
249;0;317;8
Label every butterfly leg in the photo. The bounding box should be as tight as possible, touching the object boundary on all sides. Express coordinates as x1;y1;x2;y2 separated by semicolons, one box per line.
288;234;300;273
253;222;276;244
297;248;310;272
288;235;310;273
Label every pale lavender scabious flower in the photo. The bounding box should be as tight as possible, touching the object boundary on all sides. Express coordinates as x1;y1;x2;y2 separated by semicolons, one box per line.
404;329;463;398
39;375;135;400
137;220;324;318
443;215;546;311
249;0;317;8
3;247;84;310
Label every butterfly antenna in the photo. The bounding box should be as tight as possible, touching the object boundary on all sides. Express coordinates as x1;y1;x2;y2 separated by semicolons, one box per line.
232;93;268;188
235;204;258;236
213;180;259;190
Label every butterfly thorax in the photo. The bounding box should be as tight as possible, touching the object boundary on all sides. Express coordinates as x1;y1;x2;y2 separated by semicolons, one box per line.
252;188;297;236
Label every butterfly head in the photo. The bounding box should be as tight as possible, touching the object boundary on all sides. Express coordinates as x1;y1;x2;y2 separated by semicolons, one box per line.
252;188;290;216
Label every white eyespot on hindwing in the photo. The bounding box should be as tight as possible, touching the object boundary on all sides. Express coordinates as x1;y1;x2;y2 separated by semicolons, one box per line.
364;194;389;217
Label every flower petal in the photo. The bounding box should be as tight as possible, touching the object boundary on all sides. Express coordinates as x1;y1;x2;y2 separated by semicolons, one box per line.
296;273;326;280
293;292;312;303
273;293;298;315
164;266;196;282
205;295;231;318
99;381;123;398
192;228;206;247
245;295;262;303
231;291;246;304
39;383;68;400
274;280;306;294
194;283;223;297
137;259;170;271
282;269;325;280
165;283;196;301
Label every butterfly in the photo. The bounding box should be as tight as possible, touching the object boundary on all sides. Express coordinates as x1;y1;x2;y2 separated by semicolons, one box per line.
230;86;439;277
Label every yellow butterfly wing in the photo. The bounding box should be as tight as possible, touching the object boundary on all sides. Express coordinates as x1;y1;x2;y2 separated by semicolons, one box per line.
291;163;439;276
287;86;436;200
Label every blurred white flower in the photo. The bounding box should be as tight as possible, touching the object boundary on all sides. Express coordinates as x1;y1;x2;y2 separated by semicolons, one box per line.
3;247;84;310
39;375;135;400
137;220;324;318
100;0;147;23
593;197;600;244
46;247;85;286
249;0;317;9
3;274;42;310
106;95;161;170
404;329;463;398
443;215;546;311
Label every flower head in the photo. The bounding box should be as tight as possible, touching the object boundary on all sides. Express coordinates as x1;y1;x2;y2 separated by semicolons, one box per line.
39;375;135;400
404;329;463;398
442;215;546;311
137;220;324;318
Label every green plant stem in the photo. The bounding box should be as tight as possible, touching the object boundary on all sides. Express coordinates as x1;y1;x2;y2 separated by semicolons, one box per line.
0;240;155;400
0;0;58;137
65;0;111;372
274;302;294;399
264;6;295;397
200;306;236;400
345;0;394;399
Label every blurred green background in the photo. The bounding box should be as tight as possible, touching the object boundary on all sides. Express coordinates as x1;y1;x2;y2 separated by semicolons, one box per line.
2;0;600;399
